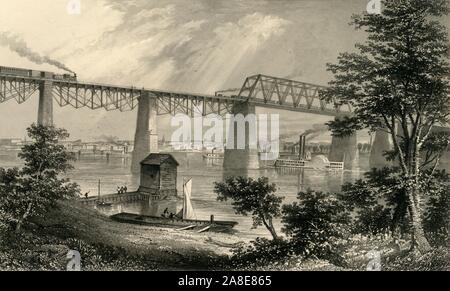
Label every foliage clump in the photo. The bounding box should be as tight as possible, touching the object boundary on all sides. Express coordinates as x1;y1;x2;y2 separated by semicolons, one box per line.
0;124;79;233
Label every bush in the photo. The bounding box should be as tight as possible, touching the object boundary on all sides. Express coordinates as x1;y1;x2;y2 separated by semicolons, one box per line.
281;190;351;265
229;238;297;270
423;178;450;246
339;168;409;236
339;168;450;242
64;238;156;271
214;176;283;240
0;233;158;271
0;124;79;233
352;205;393;237
384;247;450;271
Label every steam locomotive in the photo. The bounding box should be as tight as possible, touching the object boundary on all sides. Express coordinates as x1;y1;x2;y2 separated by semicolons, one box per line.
0;66;77;81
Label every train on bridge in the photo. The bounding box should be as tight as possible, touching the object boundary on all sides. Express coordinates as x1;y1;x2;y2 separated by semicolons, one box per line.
0;66;77;82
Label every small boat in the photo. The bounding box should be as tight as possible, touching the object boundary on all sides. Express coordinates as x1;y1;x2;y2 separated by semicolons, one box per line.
110;178;238;232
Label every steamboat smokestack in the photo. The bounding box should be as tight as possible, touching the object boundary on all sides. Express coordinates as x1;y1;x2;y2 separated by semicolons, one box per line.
299;135;307;160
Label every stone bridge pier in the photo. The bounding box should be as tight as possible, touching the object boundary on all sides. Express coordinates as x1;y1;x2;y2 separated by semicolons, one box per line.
131;93;159;174
223;102;260;175
369;129;392;169
368;125;450;170
328;117;359;170
37;76;54;126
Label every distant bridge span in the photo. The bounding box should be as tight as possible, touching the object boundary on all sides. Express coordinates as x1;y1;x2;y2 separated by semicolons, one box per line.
0;72;351;117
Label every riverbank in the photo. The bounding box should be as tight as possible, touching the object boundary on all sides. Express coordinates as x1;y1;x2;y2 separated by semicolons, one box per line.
0;200;350;271
2;200;449;271
0;200;251;271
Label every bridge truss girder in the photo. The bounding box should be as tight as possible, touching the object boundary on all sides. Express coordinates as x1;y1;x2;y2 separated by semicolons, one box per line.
51;82;236;116
154;93;234;117
0;77;40;104
237;74;352;115
1;73;353;117
52;83;140;112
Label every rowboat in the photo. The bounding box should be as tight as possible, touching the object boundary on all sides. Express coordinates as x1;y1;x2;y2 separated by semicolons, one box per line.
110;212;238;232
110;178;238;232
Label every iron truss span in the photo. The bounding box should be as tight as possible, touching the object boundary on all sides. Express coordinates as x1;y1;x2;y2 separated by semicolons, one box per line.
234;74;352;115
0;77;41;104
0;73;352;116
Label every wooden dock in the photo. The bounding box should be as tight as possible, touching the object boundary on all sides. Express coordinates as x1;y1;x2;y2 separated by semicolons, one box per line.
78;192;151;206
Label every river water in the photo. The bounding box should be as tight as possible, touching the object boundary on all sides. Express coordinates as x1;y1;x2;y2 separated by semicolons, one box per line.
0;149;371;239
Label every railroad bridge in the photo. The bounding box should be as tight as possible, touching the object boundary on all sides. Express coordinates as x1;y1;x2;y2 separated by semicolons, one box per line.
0;65;435;172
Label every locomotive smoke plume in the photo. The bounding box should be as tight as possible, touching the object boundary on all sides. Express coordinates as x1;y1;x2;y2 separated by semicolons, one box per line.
0;31;74;74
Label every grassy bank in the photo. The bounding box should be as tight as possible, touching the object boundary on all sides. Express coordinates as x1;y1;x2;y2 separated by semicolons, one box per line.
0;201;246;271
1;201;449;271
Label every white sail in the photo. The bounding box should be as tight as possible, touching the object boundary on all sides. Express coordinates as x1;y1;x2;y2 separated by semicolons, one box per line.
183;179;196;220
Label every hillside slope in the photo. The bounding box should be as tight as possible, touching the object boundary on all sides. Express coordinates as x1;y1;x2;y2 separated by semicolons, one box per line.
0;201;245;271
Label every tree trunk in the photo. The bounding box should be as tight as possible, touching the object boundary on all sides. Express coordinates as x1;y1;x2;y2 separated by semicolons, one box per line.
262;217;279;240
15;202;33;233
407;189;431;254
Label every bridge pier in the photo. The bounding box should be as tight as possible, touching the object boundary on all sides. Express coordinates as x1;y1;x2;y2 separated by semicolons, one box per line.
131;93;159;174
37;79;53;126
369;129;392;169
223;102;259;174
328;130;359;170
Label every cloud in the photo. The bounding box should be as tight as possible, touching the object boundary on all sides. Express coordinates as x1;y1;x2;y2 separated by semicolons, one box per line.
168;12;290;92
66;3;290;95
0;0;369;140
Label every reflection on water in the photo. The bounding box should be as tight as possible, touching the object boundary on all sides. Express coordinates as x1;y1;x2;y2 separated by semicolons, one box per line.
0;150;378;239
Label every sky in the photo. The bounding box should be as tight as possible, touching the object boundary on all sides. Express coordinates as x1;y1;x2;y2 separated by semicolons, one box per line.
0;0;401;142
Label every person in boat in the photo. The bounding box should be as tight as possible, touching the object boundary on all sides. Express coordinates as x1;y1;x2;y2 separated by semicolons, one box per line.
84;191;90;199
162;208;169;218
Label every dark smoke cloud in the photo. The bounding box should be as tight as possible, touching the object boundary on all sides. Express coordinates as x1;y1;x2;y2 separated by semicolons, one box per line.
0;31;74;73
302;124;329;141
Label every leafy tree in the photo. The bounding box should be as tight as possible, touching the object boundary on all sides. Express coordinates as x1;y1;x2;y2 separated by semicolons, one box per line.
214;176;283;240
322;0;450;253
0;124;79;232
282;190;351;265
